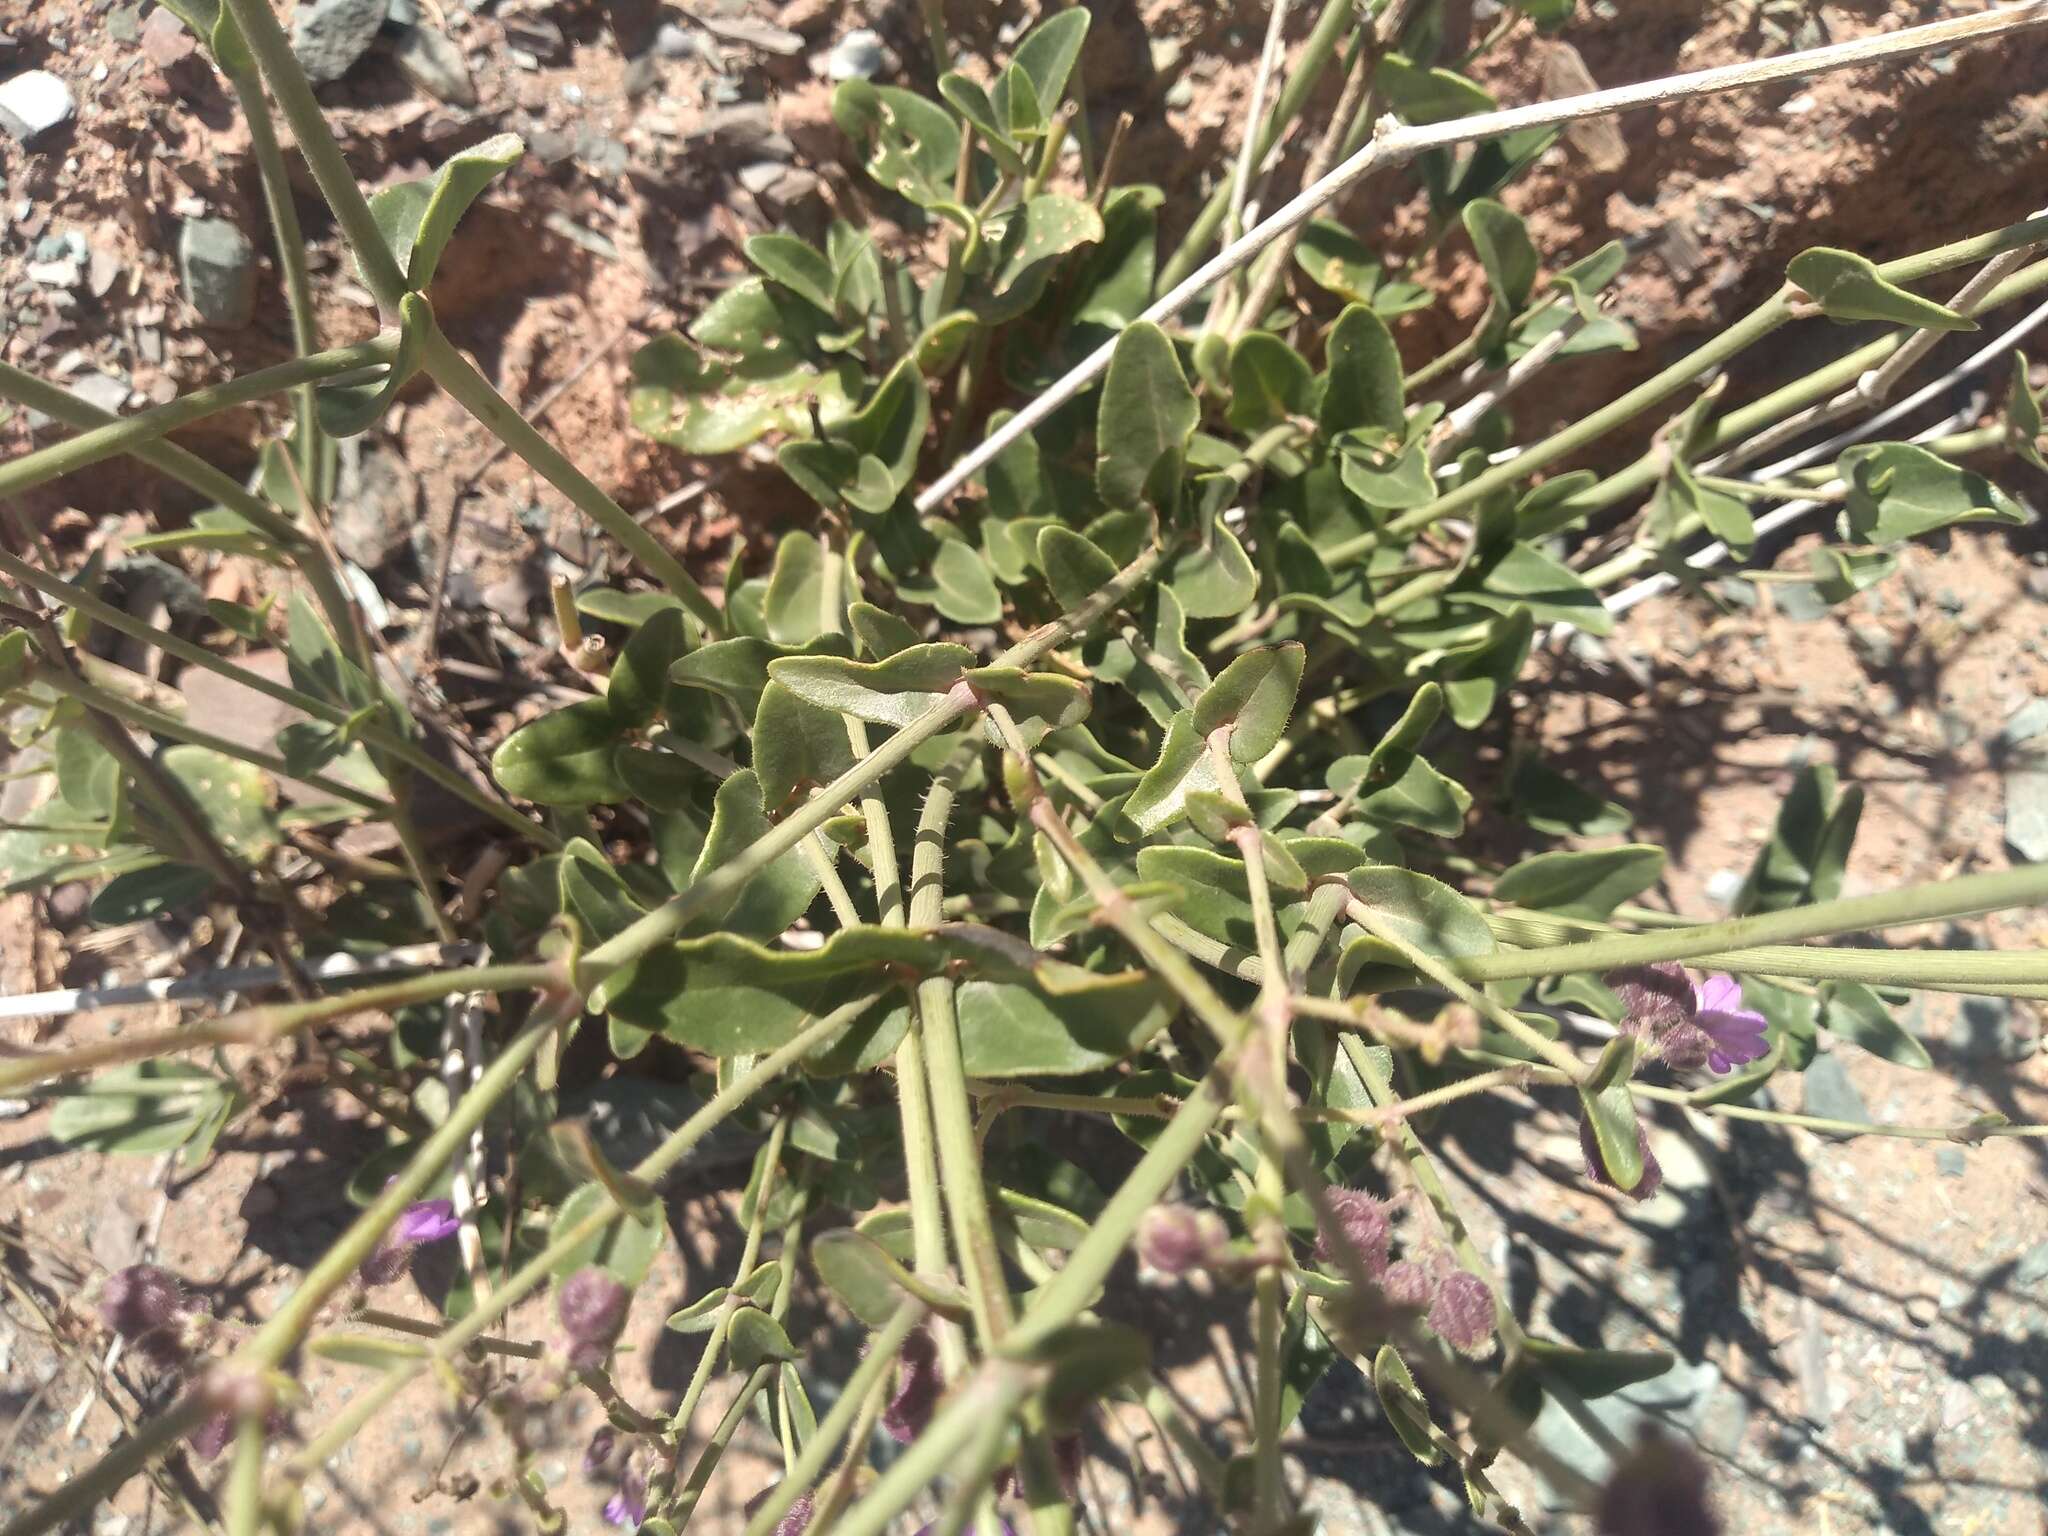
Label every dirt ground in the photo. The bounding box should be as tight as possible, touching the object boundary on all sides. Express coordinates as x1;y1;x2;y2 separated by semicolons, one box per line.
4;0;2048;1532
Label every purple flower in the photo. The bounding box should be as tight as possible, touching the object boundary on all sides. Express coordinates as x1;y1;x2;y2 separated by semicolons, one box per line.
741;1487;815;1536
602;1466;648;1529
359;1199;461;1287
1691;974;1769;1074
1604;966;1769;1076
559;1268;631;1371
1426;1270;1497;1357
881;1326;942;1444
99;1264;191;1366
1580;1117;1663;1202
1597;1427;1721;1535
1313;1188;1390;1276
1137;1205;1227;1278
188;1410;234;1463
584;1427;619;1475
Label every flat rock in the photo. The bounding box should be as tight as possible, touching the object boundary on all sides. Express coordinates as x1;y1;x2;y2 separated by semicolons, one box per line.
1956;993;2037;1062
0;70;77;144
827;28;887;81
290;0;386;85
1801;1052;1870;1130
394;24;476;106
331;443;418;570
178;217;257;328
2005;764;2048;862
70;372;131;415
1524;1358;1723;1506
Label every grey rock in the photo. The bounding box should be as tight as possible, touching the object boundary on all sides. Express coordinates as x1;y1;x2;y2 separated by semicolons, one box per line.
331;445;418;570
1935;1146;1967;1178
177;217;257;328
1938;1277;1968;1309
289;0;386;85
27;256;82;288
2016;1239;2048;1288
1846;620;1895;670
386;0;421;26
393;25;476;105
1526;1358;1723;1506
1905;1294;1938;1328
1704;868;1744;908
652;21;697;59
1956;993;2037;1063
1800;1052;1870;1130
827;27;887;81
0;70;78;144
1694;1379;1750;1457
503;15;564;58
1774;582;1834;623
70;372;131;415
107;9;140;43
2006;765;2048;862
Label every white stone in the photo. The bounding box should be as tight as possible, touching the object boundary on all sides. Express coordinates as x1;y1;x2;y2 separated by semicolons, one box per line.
0;69;77;143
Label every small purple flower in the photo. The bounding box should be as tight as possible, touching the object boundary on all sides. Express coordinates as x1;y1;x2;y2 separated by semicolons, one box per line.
1692;974;1769;1074
1580;1117;1663;1202
583;1427;619;1475
1426;1270;1497;1357
602;1465;648;1529
359;1198;461;1287
559;1268;631;1371
881;1325;942;1444
773;1492;816;1536
188;1410;234;1463
1597;1427;1721;1536
1137;1205;1227;1278
1313;1188;1391;1276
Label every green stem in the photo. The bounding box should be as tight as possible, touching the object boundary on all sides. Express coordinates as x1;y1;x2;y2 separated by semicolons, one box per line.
580;544;1167;984
738;1302;926;1536
1153;0;1358;297
1463;862;2048;981
226;1414;265;1536
664;1364;778;1525
28;657;391;817
417;330;724;633
0;549;556;850
1403;328;1482;394
829;1363;1041;1536
0;1395;210;1536
281;999;865;1482
229;69;324;499
0;340;394;500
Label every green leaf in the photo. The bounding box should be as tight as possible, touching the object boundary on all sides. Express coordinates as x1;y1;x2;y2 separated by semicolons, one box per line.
684;769;821;938
1520;1337;1676;1399
1840;441;2028;543
1463;199;1539;315
491;698;628;806
158;746;279;862
1371;1344;1442;1464
1292;220;1387;306
1803;546;1899;606
1121;710;1224;837
1096;321;1198;510
1788;247;1975;332
832;82;962;208
49;1062;237;1156
89;863;214;924
746;233;837;315
54;729;120;820
1228;333;1313;432
1319;305;1404;438
1375;53;1493;124
365;132;524;291
1734;764;1860;914
989;194;1105;307
1339;438;1438;511
312;1334;432;1369
549;1182;666;1287
151;0;255;75
1459;541;1612;635
764;531;834;647
1340;867;1495;962
1028;1322;1152;1430
811;1229;936;1326
0;629;30;692
957;965;1176;1077
968;667;1093;733
1193;644;1305;763
1821;981;1933;1070
317;292;430;437
629;331;859;455
1010;6;1089;116
1577;1082;1645;1192
1492;845;1665;920
609;606;693;729
2006;352;2047;469
931;539;1003;625
1038;526;1120;611
1166;524;1257;619
753;682;858;808
1353;755;1471;836
727;1308;799;1371
1505;754;1632;837
768;643;970;728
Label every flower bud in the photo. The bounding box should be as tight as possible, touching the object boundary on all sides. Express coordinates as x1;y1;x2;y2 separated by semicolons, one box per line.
1378;1259;1433;1311
1605;964;1694;1039
99;1264;190;1365
1313;1188;1390;1276
741;1486;815;1536
1597;1427;1720;1536
358;1199;462;1288
1137;1204;1228;1278
881;1325;941;1444
188;1410;234;1463
558;1268;630;1370
583;1427;618;1475
1426;1270;1497;1357
1579;1117;1663;1202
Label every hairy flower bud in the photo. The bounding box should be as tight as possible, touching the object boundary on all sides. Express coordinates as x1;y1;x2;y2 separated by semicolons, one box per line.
583;1427;618;1475
558;1268;630;1370
742;1486;815;1536
1580;1117;1663;1202
881;1325;942;1444
99;1264;190;1365
1137;1204;1228;1278
1313;1188;1391;1276
1378;1259;1434;1311
1597;1427;1721;1536
1426;1270;1497;1357
358;1199;461;1288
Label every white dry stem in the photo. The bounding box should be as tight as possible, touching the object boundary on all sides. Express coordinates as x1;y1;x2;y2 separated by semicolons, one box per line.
441;990;493;1299
913;1;2048;515
1430;315;1583;466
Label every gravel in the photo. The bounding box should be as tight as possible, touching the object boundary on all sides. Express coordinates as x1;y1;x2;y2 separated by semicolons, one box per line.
0;70;78;144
